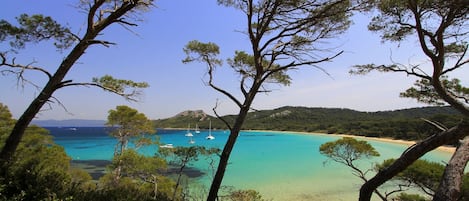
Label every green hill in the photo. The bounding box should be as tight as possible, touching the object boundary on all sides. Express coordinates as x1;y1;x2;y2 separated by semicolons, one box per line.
154;106;462;141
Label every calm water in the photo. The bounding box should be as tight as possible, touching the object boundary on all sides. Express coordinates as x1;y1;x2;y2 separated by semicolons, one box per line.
47;127;452;201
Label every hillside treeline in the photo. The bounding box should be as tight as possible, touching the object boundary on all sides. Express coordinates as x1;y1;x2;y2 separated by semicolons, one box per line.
154;106;463;142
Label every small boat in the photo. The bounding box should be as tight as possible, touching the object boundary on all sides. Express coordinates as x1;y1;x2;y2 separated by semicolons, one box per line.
206;120;215;140
160;144;174;148
69;127;77;131
195;124;201;134
185;124;193;137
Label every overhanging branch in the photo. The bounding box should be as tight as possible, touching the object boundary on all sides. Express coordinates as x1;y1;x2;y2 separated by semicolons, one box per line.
59;82;140;101
212;99;232;131
359;120;469;201
1;53;53;79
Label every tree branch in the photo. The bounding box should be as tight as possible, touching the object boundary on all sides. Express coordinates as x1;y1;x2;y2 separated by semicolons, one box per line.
359;120;469;201
206;57;243;108
442;44;469;75
87;39;117;47
59;82;140;102
1;53;52;79
433;136;469;201
212;99;232;131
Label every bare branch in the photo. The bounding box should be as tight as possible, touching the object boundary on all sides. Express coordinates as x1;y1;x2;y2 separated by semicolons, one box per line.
212;99;232;131
206;57;243;108
442;44;469;75
87;39;117;47
1;53;53;79
42;95;74;116
421;118;448;131
262;50;343;84
115;18;138;26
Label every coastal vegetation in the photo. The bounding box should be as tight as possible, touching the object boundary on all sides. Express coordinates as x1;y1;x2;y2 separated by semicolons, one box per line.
158;146;221;200
320;137;469;201
0;103;175;201
154;106;462;142
1;103;266;201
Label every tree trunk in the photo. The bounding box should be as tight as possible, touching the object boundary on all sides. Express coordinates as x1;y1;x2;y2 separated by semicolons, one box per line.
153;175;158;199
206;106;250;201
0;42;90;164
0;0;139;166
359;120;469;201
433;136;469;201
172;161;187;200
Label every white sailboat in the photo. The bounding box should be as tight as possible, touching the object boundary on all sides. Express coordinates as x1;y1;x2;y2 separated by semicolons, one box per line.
206;120;215;140
185;123;195;144
195;123;201;134
185;124;193;137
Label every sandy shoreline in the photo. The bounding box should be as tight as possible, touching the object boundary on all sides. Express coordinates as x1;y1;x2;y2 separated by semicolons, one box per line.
244;129;456;153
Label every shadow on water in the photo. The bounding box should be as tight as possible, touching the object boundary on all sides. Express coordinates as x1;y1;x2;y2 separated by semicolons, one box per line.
71;160;205;180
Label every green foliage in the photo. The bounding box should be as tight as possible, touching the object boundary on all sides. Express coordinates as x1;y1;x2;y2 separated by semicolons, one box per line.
182;40;222;65
320;137;380;166
104;106;176;199
160;145;219;160
1;126;72;200
92;75;150;101
0;103;175;201
98;150;174;200
400;77;469;106
84;174;172;201
369;0;469;42
109;149;167;179
0;104;14;148
107;105;155;130
0;105;92;201
0;14;75;50
107;105;156;155
159;146;220;162
158;146;220;200
227;51;291;86
378;159;445;194
377;159;469;201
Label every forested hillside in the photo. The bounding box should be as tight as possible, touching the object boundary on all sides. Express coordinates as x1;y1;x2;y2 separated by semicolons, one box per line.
154;106;462;141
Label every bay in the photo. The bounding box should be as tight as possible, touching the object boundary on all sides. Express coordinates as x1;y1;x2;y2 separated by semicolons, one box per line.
47;127;453;201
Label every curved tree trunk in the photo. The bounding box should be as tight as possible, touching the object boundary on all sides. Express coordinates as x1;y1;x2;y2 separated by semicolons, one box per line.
0;42;91;164
359;120;469;201
206;106;250;201
433;136;469;201
0;0;140;166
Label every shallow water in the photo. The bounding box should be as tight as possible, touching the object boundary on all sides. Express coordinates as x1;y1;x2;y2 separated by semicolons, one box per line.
48;127;452;201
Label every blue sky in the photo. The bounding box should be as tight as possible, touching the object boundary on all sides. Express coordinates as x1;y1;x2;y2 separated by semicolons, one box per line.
1;1;466;120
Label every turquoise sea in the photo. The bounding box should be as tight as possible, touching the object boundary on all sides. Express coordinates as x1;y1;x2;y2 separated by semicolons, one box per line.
48;127;453;201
